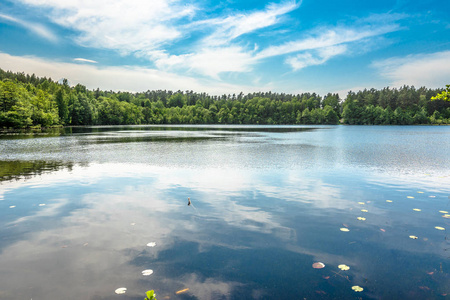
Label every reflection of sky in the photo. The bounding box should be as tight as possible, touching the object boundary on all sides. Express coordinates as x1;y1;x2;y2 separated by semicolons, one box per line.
0;126;449;299
0;161;449;299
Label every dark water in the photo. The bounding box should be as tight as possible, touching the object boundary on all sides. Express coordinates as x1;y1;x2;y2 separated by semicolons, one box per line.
0;125;449;300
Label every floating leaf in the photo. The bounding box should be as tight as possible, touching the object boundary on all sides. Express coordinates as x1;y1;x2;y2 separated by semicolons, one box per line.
176;288;189;294
429;196;436;198
435;226;445;231
439;211;448;214
380;228;386;232
340;228;350;232
443;214;450;219
130;222;136;226
147;242;157;247
409;235;418;239
413;208;421;212
9;205;15;208
115;287;127;294
312;262;325;269
142;269;154;276
407;196;415;199
361;209;368;212
358;202;365;205
338;264;350;271
352;286;363;292
417;191;424;193
386;200;393;203
39;203;46;206
357;217;366;221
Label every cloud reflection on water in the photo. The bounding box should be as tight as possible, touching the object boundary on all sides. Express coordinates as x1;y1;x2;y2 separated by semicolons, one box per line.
0;160;449;299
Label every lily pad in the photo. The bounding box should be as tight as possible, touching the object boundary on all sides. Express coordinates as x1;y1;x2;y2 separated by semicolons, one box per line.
312;262;325;269
142;269;154;276
435;226;445;231
352;286;363;292
115;287;127;294
338;264;350;271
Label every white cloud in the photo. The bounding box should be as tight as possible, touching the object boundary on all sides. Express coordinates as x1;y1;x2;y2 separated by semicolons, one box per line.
12;0;404;80
198;1;300;47
18;0;195;53
372;50;450;88
256;24;400;59
73;58;98;63
0;13;57;42
14;0;300;79
0;52;269;94
152;46;256;78
285;44;347;70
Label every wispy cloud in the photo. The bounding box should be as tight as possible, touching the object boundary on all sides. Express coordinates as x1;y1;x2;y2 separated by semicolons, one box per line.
0;52;271;95
150;46;256;78
197;1;300;47
73;58;98;64
18;0;195;53
257;24;400;59
138;1;300;78
0;13;57;42
15;0;300;78
6;1;408;87
372;50;450;88
285;44;347;70
255;13;405;71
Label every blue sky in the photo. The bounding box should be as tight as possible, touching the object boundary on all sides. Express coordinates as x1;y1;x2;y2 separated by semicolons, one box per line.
0;0;449;96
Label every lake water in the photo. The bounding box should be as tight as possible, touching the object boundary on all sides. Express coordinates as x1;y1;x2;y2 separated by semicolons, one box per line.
0;125;449;300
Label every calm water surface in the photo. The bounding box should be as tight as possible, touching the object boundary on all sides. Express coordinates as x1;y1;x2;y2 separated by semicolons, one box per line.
0;125;449;300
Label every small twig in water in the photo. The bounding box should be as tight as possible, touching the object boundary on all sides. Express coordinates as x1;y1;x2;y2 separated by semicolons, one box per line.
331;271;351;282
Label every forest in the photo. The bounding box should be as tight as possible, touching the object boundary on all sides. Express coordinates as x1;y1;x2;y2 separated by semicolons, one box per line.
1;68;449;128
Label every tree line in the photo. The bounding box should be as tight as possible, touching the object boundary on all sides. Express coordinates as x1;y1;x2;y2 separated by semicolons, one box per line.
1;68;449;128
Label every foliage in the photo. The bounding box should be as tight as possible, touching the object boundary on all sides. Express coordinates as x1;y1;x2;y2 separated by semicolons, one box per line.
431;85;449;102
145;290;157;300
1;68;449;128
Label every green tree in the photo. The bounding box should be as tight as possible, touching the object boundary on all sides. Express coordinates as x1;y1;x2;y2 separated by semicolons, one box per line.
55;88;69;124
431;85;449;101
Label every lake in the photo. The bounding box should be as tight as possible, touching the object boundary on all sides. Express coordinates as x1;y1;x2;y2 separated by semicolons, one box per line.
0;125;449;300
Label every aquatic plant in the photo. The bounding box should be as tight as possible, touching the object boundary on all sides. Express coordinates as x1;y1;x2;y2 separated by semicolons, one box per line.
145;290;157;300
